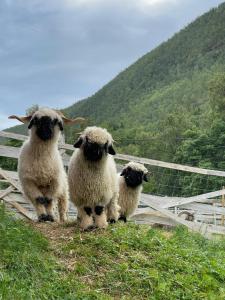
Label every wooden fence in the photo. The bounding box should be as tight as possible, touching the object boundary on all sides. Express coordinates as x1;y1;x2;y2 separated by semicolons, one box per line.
0;130;225;239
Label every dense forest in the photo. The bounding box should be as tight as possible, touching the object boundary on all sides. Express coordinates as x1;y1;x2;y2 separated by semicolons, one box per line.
4;2;225;197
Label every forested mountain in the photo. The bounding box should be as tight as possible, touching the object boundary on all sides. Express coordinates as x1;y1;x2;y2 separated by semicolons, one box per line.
5;2;225;196
59;2;225;155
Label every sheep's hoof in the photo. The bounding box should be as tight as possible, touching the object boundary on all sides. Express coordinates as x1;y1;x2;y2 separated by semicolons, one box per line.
82;225;96;232
38;214;54;222
45;214;54;222
38;214;48;222
119;215;127;223
79;217;94;231
109;219;116;224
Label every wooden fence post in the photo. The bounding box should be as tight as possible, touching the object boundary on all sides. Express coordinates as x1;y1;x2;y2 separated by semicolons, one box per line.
222;186;225;226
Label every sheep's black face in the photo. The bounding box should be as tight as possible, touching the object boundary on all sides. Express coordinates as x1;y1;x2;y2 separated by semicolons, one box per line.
83;139;106;161
121;167;145;188
30;116;60;141
36;116;55;141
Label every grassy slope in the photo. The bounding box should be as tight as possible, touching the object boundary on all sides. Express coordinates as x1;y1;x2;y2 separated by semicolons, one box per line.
1;206;225;300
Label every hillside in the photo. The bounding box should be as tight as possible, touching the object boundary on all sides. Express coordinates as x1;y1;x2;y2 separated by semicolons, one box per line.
5;2;225;197
59;3;225;155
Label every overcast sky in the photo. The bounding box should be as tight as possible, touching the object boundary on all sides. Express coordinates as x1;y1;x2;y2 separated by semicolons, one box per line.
0;0;223;129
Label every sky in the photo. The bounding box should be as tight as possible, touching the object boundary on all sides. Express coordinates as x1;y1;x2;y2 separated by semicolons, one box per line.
0;0;223;129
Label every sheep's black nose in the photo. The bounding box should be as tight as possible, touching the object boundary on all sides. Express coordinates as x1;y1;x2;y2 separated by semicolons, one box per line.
36;116;54;141
83;141;104;161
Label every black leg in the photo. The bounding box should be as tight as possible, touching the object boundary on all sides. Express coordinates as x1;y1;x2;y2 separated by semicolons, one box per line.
36;196;52;207
84;206;92;216
38;214;48;222
94;206;104;215
38;213;54;222
45;214;54;222
109;219;116;224
36;196;46;205
119;215;127;223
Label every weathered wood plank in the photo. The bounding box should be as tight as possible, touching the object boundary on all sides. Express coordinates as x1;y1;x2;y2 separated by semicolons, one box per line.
116;153;225;177
60;143;74;151
167;189;225;207
2;192;27;204
3;195;34;220
179;203;225;215
131;212;178;227
0;145;20;159
222;188;225;226
141;190;225;209
140;198;225;238
0;131;27;141
1;170;18;180
0;186;15;199
0;168;22;192
0;145;71;167
0;131;73;150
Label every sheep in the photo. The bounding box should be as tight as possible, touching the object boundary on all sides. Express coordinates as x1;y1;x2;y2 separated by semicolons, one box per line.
118;162;149;222
68;126;119;230
9;108;84;222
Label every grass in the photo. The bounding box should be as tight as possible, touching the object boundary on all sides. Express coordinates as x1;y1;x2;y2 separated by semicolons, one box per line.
0;205;225;300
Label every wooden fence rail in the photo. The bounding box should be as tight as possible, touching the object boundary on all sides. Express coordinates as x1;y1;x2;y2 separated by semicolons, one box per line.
2;131;225;177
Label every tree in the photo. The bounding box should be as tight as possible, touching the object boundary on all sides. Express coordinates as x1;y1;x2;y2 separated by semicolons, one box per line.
209;72;225;115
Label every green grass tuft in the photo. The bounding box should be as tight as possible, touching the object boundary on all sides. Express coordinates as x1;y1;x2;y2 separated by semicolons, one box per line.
0;205;225;299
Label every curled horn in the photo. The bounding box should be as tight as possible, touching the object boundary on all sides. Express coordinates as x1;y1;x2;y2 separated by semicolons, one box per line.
8;115;32;123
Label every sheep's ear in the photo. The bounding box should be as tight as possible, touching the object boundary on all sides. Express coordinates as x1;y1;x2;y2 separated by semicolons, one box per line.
108;145;116;155
143;174;148;182
62;116;86;125
74;137;83;148
56;111;86;125
28;119;34;129
58;121;63;131
8;115;32;124
120;169;126;176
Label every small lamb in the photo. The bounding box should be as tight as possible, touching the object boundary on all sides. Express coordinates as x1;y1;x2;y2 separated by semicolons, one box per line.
118;162;148;222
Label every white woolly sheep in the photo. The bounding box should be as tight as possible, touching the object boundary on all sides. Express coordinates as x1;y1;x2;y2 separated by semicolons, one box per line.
118;161;149;222
68;126;119;230
9;108;84;222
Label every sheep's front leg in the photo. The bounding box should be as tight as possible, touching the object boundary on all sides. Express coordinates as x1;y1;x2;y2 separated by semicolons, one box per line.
58;193;69;222
44;179;62;222
44;198;55;222
106;193;120;223
77;206;94;230
119;215;127;223
21;178;47;221
94;206;108;229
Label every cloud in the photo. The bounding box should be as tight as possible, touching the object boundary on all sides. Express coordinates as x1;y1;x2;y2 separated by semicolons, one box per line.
0;0;223;125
